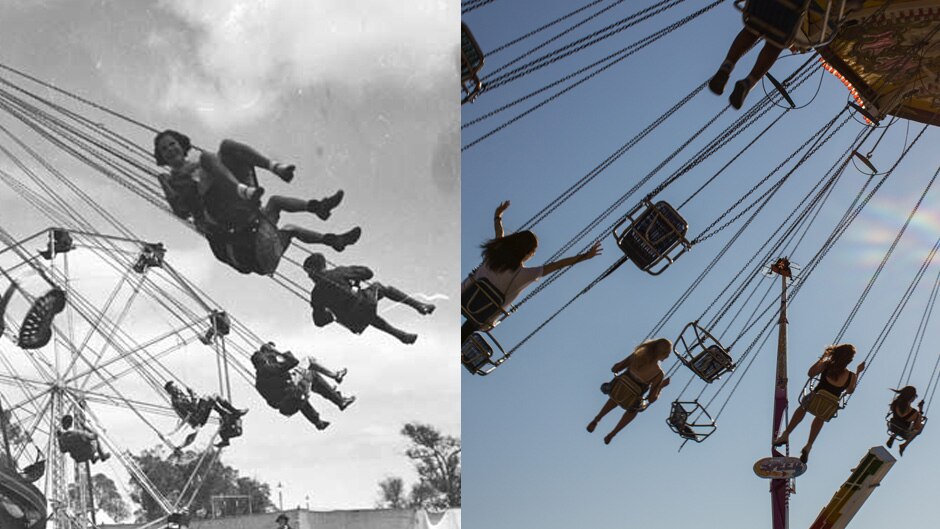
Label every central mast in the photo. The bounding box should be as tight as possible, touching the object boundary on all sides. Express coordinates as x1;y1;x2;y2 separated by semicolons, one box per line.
770;257;792;529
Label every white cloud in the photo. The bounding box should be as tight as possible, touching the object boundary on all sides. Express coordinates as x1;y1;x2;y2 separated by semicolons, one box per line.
152;0;457;128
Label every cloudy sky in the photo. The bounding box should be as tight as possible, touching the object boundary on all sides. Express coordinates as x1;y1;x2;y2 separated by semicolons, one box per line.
0;0;458;518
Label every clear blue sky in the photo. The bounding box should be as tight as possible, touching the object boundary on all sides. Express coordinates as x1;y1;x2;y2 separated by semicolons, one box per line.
462;1;940;528
0;0;458;516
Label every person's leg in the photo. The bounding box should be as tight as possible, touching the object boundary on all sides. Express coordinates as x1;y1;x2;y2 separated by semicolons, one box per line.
370;314;418;344
91;438;110;461
307;357;343;382
604;410;639;444
587;399;619;432
461;320;481;344
281;225;361;252
773;406;807;445
300;401;330;430
710;28;761;94
219;139;294;182
730;41;784;109
800;416;826;463
372;282;435;315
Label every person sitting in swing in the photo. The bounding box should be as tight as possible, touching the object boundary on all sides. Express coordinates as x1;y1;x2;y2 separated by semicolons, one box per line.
154;130;357;273
302;254;435;345
773;343;865;463
462;200;602;344
251;343;351;430
205;195;362;276
164;381;247;447
587;338;672;444
56;415;110;464
886;385;925;456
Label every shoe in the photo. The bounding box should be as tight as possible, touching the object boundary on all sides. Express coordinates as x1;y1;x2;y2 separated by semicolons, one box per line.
199;329;215;345
772;435;788;447
799;447;809;464
328;227;361;252
339;396;356;411
587;420;597;433
335;368;347;384
308;190;345;221
729;79;751;110
315;420;331;431
400;333;418;345
417;303;435;316
708;68;730;95
272;163;295;183
99;452;111;462
886;436;895;448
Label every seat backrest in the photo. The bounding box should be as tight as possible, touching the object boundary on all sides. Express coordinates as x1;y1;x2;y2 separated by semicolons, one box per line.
461;277;506;326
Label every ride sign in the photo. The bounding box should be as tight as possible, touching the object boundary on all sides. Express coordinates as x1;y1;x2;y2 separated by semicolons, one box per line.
753;456;807;479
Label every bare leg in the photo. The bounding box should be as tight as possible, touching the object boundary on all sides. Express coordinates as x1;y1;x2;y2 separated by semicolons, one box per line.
587;399;618;433
710;28;761;94
800;416;826;463
604;410;639;444
773;406;807;445
219;139;294;182
281;225;361;252
730;41;784;109
307;358;342;381
373;283;435;315
370;314;417;344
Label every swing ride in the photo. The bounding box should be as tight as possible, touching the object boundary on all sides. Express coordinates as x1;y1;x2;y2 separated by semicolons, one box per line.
463;1;940;528
0;45;435;525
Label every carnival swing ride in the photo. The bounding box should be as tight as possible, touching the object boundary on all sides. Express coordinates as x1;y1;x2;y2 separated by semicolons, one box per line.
462;1;940;528
0;35;435;528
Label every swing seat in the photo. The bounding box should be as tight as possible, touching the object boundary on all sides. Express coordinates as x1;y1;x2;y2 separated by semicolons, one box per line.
20;460;44;483
39;229;74;260
17;288;66;350
801;389;841;421
608;373;646;410
736;0;812;49
792;0;848;51
886;412;926;441
461;23;485;104
132;242;166;273
674;321;734;383
461;332;508;375
612;200;690;275
665;400;717;442
461;276;508;330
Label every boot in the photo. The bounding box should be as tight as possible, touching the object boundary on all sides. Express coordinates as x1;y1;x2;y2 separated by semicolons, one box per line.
339;396;356;411
271;162;295;183
325;227;362;252
334;368;347;384
307;190;344;221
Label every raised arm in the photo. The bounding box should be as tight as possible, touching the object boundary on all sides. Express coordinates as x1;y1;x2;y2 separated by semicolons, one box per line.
542;242;603;275
612;354;633;374
807;356;829;378
336;266;374;282
845;361;865;394
494;200;511;239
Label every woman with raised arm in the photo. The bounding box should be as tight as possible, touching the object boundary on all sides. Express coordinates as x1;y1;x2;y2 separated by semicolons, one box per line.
461;200;602;343
773;343;865;463
886;386;925;457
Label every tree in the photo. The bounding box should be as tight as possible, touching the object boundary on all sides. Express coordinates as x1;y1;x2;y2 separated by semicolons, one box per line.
129;446;274;521
375;423;460;509
68;474;131;522
377;477;406;509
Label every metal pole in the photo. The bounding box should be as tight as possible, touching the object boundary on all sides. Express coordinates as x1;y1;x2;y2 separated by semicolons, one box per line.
770;258;792;529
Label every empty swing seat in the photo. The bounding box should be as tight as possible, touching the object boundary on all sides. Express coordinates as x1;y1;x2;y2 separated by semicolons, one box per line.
461;23;484;104
461;277;507;330
801;389;841;421
613;200;690;275
675;321;734;383
666;400;717;442
738;0;812;48
462;332;507;376
17;288;66;350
